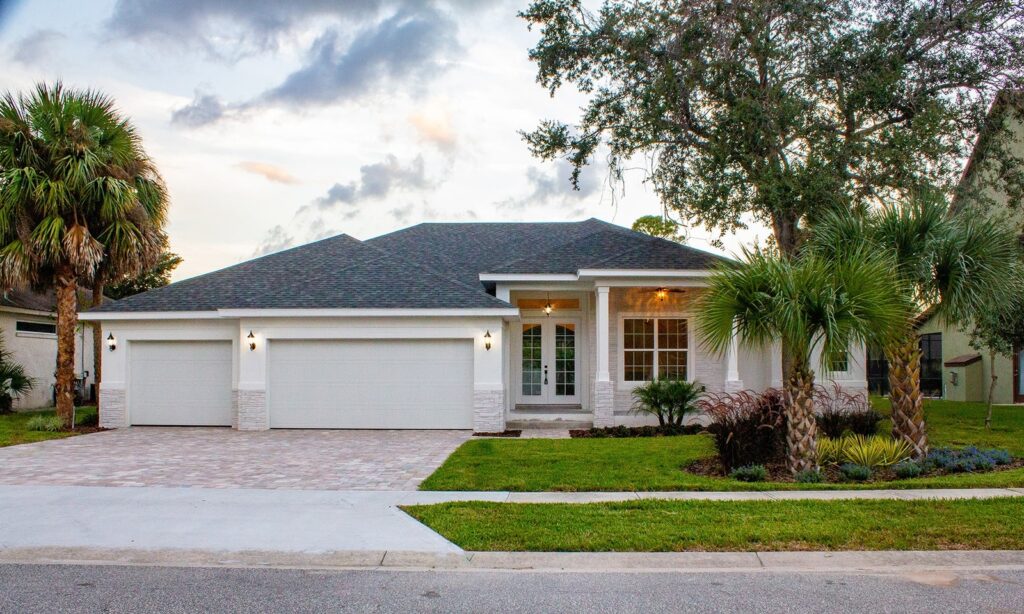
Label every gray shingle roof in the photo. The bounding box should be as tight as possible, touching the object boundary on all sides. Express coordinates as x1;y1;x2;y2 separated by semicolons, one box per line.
89;234;511;312
88;219;726;313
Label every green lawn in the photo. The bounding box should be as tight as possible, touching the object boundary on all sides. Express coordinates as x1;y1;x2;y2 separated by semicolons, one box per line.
0;406;97;448
403;497;1024;552
420;398;1024;491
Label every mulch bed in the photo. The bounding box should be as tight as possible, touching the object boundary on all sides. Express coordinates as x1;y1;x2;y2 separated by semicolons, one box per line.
65;426;108;435
473;430;522;437
570;425;705;438
685;456;1024;484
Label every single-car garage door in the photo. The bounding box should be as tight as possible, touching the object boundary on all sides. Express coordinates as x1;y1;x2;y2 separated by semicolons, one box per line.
129;341;233;426
268;339;474;429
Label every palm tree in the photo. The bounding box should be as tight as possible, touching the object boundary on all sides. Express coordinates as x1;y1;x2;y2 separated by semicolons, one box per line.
699;248;906;473
809;197;1021;458
0;83;168;428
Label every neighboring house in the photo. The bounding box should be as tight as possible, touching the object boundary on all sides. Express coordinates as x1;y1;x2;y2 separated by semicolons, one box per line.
909;90;1024;405
83;219;868;432
0;289;96;409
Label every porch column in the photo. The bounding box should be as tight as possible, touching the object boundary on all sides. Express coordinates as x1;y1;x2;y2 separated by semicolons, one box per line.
724;320;744;392
594;286;614;427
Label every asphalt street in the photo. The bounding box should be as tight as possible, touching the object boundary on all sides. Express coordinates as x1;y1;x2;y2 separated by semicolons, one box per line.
1;563;1022;613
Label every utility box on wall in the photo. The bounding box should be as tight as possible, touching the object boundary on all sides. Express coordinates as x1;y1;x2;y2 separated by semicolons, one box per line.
944;353;984;403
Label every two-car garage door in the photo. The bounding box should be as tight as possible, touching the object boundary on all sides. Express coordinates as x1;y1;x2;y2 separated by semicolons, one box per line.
126;338;474;429
268;339;474;429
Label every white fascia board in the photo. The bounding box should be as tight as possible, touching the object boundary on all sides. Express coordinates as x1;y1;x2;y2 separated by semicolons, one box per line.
217;308;520;318
0;306;56;317
577;269;713;279
478;273;579;282
80;311;222;321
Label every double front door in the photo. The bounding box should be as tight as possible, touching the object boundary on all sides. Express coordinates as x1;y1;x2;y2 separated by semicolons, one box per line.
518;318;581;405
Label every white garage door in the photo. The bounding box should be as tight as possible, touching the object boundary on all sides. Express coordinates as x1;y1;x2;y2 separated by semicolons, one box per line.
129;341;233;426
268;339;474;429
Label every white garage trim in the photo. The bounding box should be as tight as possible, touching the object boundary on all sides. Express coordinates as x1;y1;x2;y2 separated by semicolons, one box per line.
267;339;474;429
128;341;233;426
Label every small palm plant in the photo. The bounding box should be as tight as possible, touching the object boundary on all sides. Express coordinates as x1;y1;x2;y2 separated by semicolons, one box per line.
631;378;705;427
699;248;905;474
0;332;32;412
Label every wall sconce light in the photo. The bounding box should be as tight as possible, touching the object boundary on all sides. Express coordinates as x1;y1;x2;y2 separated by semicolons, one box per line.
247;330;256;351
484;330;492;351
106;332;116;352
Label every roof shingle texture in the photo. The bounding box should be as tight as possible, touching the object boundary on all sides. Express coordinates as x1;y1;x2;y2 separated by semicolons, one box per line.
89;219;725;312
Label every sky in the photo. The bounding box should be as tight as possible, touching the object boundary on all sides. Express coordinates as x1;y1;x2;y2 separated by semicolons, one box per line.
0;0;765;280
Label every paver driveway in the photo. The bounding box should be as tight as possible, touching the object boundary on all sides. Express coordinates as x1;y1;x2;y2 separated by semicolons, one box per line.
0;427;470;490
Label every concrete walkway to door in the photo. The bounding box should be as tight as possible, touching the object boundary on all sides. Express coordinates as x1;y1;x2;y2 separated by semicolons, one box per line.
0;428;470;490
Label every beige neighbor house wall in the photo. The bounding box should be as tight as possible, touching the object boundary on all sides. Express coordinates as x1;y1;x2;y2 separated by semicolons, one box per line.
921;90;1024;405
0;310;95;409
917;315;1015;405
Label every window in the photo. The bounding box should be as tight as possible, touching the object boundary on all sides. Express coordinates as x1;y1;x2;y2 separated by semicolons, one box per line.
919;332;943;397
827;349;849;373
16;321;56;335
623;317;688;381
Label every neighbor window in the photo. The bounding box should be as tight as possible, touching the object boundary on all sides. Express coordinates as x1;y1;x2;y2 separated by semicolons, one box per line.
623;317;688;381
15;321;56;335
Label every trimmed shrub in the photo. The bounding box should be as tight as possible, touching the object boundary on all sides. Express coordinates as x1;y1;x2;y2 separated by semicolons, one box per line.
700;388;786;471
631;379;705;426
570;424;702;438
813;382;881;437
840;463;872;481
26;415;63;432
893;460;922;479
795;469;824;483
729;464;767;482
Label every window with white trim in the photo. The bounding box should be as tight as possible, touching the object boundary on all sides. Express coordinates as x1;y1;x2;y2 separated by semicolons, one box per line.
623;317;688;381
16;321;56;336
827;349;849;373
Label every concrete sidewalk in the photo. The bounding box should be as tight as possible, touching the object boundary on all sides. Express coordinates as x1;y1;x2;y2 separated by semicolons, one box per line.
1;485;1020;565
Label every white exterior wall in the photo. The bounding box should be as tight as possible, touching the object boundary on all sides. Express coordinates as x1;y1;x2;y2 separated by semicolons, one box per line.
94;315;504;431
0;310;95;409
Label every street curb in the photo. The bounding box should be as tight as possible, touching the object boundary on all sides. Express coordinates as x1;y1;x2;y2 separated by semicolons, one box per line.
2;547;1024;573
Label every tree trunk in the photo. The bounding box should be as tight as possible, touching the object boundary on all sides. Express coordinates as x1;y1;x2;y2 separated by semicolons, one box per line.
886;334;928;460
773;212;799;390
784;358;818;474
54;266;79;430
985;351;997;431
91;272;104;416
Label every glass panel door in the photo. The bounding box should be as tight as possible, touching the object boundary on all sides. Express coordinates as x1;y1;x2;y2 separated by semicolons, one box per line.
554;323;577;398
521;323;543;398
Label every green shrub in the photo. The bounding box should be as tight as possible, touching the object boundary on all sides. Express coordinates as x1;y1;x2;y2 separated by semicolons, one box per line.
814;383;881;437
26;415;64;432
894;460;922;479
630;378;705;427
701;389;786;471
729;464;767;482
840;463;872;481
795;469;823;483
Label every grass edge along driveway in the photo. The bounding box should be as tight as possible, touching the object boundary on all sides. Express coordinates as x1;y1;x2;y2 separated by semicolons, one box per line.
0;406;97;448
403;497;1024;552
419;399;1024;492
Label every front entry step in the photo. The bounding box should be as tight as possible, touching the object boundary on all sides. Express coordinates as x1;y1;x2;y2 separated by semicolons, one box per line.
513;404;587;414
506;418;594;430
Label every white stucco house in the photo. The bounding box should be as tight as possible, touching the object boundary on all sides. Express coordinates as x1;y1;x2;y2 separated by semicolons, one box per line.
83;219;867;432
1;289;96;409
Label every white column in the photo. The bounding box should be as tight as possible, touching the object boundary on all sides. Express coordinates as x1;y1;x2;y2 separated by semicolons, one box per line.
724;320;744;392
770;340;784;389
593;286;614;427
596;286;610;382
236;320;268;431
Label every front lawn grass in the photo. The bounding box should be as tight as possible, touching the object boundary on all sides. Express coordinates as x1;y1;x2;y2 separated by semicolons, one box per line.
403;497;1024;552
421;398;1024;491
0;406;97;448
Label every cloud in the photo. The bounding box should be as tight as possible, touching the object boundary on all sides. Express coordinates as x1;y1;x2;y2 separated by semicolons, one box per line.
236;161;299;184
107;0;387;60
389;203;414;224
171;92;228;127
261;7;459;108
12;29;65;65
252;225;295;257
499;160;602;211
309;154;429;212
409;105;457;152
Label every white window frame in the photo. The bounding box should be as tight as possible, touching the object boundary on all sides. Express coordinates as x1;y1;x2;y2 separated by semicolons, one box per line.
618;313;694;386
15;320;57;339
